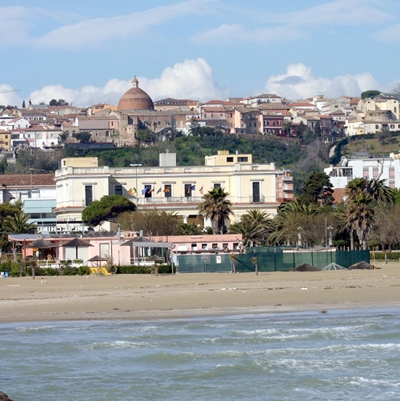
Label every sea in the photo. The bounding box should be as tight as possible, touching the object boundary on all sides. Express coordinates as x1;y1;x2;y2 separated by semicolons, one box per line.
1;309;400;401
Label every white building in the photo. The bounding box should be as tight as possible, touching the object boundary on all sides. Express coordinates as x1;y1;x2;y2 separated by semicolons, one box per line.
325;153;400;190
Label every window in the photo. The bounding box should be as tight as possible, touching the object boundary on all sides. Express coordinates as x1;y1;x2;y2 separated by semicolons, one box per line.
114;185;123;195
85;185;93;206
238;157;248;162
143;185;152;198
227;157;233;162
252;182;260;202
213;183;221;189
202;244;208;250
164;184;172;198
184;183;193;198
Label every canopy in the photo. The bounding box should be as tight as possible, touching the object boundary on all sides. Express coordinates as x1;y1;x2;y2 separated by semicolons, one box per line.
87;255;107;262
26;239;58;249
62;238;94;259
121;236;171;248
61;238;93;248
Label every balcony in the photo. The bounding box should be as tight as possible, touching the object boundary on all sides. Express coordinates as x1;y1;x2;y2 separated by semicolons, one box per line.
55;200;85;209
135;195;275;205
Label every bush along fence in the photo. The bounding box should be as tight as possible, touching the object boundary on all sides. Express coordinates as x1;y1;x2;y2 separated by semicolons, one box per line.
0;261;172;277
176;248;370;273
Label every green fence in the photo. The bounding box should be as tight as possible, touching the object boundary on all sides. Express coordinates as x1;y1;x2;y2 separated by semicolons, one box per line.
176;248;370;273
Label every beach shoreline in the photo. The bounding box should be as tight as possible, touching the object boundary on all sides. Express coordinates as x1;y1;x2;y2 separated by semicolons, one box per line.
1;262;400;323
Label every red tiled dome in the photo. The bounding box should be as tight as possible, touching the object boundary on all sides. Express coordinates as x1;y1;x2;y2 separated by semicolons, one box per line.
117;77;154;111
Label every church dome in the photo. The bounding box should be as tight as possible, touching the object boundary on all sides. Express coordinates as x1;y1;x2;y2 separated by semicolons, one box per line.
117;77;154;111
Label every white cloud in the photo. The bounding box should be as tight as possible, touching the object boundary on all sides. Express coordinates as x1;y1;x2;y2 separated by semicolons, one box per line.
0;0;217;49
263;63;381;100
268;0;392;27
192;23;304;44
141;58;228;101
192;0;393;45
25;58;226;107
373;22;400;42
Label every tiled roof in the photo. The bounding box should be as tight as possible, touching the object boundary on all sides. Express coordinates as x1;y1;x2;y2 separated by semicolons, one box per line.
0;174;55;187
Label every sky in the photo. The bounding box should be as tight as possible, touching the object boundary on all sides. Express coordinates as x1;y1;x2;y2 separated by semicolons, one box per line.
1;0;400;107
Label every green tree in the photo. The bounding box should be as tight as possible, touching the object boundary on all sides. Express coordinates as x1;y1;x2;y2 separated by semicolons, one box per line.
0;157;7;174
344;177;394;250
283;120;293;136
298;172;334;207
75;132;91;143
176;223;203;235
3;210;36;233
361;90;381;99
268;200;320;246
0;202;29;252
229;210;272;247
120;209;179;236
82;195;136;227
199;188;233;234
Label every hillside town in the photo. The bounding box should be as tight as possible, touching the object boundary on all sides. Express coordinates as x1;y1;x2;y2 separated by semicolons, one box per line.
1;78;399;153
1;79;400;270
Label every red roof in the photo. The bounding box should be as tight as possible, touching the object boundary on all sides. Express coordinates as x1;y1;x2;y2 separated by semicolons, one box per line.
0;174;55;187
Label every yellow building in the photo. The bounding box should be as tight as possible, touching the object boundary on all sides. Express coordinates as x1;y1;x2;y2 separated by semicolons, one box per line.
0;130;12;152
54;151;294;228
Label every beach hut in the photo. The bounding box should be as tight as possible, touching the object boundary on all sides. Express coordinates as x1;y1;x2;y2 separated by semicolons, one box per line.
61;238;93;260
26;238;58;260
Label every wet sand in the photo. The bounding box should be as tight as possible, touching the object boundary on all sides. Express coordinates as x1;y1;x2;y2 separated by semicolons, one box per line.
1;261;400;323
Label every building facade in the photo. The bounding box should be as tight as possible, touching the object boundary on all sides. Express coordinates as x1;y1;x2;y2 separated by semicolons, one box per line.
54;151;294;228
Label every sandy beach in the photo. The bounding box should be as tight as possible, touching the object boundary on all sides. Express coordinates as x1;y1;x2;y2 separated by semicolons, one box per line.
1;261;400;323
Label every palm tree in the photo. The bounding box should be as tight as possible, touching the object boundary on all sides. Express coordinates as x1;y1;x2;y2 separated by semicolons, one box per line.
344;177;394;250
176;223;202;235
229;210;272;247
229;253;237;274
268;200;319;246
252;256;259;275
3;210;36;234
198;188;233;234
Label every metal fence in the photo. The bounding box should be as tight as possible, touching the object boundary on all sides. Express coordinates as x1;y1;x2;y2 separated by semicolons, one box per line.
176;248;370;273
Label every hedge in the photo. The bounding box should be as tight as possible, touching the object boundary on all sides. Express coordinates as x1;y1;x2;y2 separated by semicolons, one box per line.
1;261;172;277
117;264;172;274
371;252;400;261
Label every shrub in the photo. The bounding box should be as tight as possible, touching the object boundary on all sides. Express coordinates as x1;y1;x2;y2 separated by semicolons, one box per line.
26;266;59;276
117;264;172;274
11;262;24;277
0;260;12;274
371;252;400;261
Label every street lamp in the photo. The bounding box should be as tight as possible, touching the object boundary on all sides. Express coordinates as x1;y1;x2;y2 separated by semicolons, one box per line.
130;164;142;209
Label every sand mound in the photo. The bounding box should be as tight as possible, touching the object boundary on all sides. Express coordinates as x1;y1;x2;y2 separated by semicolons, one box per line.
348;261;374;270
293;263;320;272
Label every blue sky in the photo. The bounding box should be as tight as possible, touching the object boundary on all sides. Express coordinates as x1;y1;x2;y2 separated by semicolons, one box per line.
1;0;400;107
